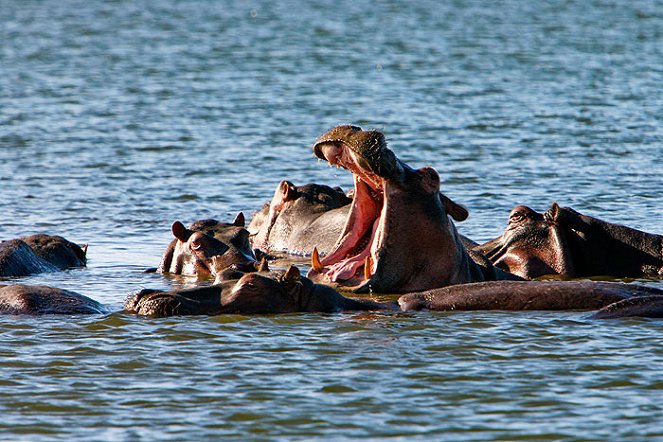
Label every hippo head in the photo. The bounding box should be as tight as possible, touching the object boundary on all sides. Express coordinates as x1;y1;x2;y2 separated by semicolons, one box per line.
126;265;356;316
476;203;663;279
158;213;259;279
474;204;575;279
251;180;351;252
307;125;472;293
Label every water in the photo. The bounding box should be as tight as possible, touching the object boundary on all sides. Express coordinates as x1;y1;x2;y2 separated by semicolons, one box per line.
1;0;662;439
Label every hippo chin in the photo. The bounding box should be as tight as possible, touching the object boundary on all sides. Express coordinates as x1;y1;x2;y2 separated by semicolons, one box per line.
125;265;388;317
475;203;663;280
157;213;259;279
0;234;87;277
0;284;106;315
249;181;352;257
306;125;517;293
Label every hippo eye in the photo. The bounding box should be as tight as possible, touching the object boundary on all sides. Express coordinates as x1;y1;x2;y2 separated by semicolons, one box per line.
509;212;525;223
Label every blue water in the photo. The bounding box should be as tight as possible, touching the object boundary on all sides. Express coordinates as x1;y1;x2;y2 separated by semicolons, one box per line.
1;0;662;440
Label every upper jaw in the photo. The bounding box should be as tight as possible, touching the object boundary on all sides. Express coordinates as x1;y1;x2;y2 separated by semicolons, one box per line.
313;125;405;183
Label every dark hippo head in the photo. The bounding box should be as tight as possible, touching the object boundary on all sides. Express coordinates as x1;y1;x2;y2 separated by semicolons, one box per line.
157;213;259;279
20;234;87;268
126;265;382;316
307;125;487;294
476;203;663;279
250;180;351;255
1;234;87;277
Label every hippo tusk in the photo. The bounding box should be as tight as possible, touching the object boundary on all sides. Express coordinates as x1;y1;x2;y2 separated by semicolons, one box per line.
364;255;373;281
311;247;324;273
258;257;269;272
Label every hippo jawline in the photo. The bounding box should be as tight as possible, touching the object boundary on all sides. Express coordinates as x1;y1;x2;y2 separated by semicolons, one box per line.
308;135;397;290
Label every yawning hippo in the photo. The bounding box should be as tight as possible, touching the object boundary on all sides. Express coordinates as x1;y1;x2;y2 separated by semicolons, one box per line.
157;213;259;279
249;180;352;256
0;284;107;315
306;125;518;293
125;265;387;316
0;234;87;277
475;203;663;279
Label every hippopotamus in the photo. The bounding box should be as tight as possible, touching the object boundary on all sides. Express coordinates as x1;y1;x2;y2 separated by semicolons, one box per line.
157;213;259;279
475;203;663;279
125;265;663;318
249;180;352;256
0;284;107;315
125;265;387;316
306;125;518;293
398;280;663;312
0;234;87;277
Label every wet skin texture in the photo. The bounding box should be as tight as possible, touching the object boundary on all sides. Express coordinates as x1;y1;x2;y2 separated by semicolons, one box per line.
307;125;518;294
0;234;87;277
476;203;663;279
0;284;106;315
249;181;352;256
398;280;663;312
125;266;387;317
157;213;258;279
124;271;663;318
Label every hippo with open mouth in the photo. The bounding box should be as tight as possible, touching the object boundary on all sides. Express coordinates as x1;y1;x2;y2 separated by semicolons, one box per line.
157;213;259;279
475;203;663;279
249;181;352;256
306;125;518;293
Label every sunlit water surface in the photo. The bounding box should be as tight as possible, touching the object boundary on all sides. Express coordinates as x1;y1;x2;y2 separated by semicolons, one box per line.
1;0;662;440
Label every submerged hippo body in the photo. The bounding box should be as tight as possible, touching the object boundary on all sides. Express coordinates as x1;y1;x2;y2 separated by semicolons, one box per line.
126;266;663;318
157;213;258;279
125;266;386;317
249;181;352;257
307;125;518;293
476;204;663;280
0;234;87;277
398;280;663;312
0;284;106;315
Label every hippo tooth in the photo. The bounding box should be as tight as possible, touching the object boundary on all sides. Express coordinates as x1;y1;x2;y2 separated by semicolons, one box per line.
311;247;324;273
364;255;373;281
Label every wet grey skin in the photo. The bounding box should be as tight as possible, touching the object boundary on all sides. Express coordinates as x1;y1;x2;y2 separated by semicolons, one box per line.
307;125;518;294
156;213;259;279
249;180;352;257
475;203;663;280
0;234;87;277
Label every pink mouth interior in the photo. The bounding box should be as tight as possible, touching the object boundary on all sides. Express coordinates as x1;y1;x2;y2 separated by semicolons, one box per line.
316;142;385;285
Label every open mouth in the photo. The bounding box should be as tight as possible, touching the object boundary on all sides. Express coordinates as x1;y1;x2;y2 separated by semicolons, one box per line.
308;126;398;290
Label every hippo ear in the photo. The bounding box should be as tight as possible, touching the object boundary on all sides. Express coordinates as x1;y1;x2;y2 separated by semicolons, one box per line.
283;265;301;283
440;194;469;222
232;212;245;227
279;180;297;201
418;167;440;194
172;221;193;242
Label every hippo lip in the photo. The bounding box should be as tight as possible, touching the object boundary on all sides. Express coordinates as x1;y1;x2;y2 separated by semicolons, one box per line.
309;128;402;290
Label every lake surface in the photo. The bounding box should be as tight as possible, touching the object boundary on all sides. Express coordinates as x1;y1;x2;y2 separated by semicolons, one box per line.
1;0;662;439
